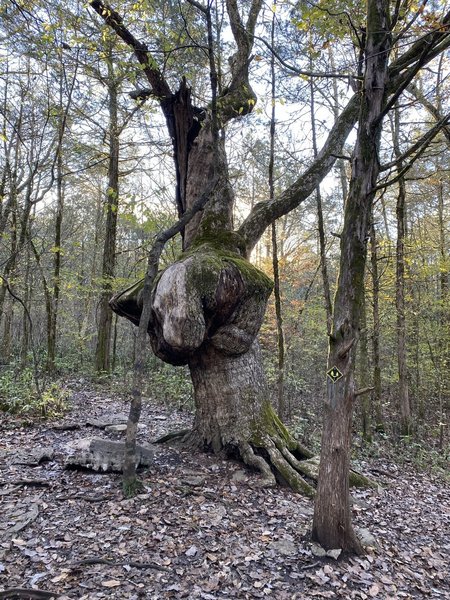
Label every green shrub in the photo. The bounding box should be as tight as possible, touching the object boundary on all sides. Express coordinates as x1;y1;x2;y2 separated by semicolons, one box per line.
0;368;68;418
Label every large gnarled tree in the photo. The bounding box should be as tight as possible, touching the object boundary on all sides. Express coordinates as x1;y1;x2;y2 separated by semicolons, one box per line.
89;0;450;548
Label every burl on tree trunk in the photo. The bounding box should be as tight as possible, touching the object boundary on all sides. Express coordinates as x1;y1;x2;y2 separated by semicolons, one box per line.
111;234;375;495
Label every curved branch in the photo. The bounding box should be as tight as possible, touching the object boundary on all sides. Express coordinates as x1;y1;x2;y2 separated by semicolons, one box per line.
89;0;172;100
238;93;360;256
380;112;450;171
237;11;450;255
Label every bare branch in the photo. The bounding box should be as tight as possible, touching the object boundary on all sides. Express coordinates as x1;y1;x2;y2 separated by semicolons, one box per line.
89;0;172;100
380;112;450;171
408;82;450;146
238;10;450;255
253;33;362;81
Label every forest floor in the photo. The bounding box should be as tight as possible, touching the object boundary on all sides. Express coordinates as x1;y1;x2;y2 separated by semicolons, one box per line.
0;380;449;600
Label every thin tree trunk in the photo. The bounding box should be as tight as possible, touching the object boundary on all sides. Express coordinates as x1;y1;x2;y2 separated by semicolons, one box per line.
393;105;411;436
111;313;118;372
370;218;383;430
20;243;32;367
311;48;332;333
2;302;13;363
329;46;349;204
95;58;120;373
437;179;449;414
313;0;391;554
358;287;371;440
45;49;78;373
269;3;285;418
0;191;18;327
47;145;64;373
272;222;285;417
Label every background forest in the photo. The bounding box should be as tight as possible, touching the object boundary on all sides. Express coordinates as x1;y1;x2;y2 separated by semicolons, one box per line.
0;0;448;466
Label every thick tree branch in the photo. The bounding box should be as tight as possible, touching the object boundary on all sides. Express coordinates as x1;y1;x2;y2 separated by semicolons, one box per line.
217;0;263;122
238;11;450;256
89;0;172;100
237;93;360;256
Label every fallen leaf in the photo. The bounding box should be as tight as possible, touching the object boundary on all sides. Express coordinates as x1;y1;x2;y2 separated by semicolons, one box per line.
102;579;121;587
185;545;198;557
51;571;69;583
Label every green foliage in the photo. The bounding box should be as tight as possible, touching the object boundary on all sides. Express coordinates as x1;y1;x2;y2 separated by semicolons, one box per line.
145;361;194;410
355;427;449;481
0;369;68;417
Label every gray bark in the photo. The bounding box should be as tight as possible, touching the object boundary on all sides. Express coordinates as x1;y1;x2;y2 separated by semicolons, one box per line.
95;56;120;373
312;0;392;554
393;105;411;436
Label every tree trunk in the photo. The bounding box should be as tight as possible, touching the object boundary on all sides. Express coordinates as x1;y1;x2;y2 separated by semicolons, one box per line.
2;301;13;363
21;244;32;367
393;105;411;436
312;0;391;554
437;179;449;413
358;286;371;441
310;51;332;333
329;46;349;205
45;51;78;373
370;218;383;430
95;57;120;373
188;342;268;452
268;9;285;419
47;145;64;373
271;223;286;418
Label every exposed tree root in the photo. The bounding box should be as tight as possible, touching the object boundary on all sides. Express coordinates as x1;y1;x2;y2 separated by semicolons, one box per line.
154;403;376;496
153;429;192;444
238;441;276;487
294;455;377;489
258;435;315;497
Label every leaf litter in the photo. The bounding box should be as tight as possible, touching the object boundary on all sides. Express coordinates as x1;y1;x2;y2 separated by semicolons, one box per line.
0;380;449;599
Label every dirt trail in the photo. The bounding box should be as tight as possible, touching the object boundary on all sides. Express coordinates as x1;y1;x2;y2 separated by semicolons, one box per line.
1;382;448;599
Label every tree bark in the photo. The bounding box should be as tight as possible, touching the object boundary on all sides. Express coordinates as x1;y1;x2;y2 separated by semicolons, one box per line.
47;136;64;373
188;342;268;452
393;105;411;436
358;286;371;441
95;56;120;373
269;5;285;418
310;54;332;333
437;179;449;413
369;218;383;430
312;0;392;554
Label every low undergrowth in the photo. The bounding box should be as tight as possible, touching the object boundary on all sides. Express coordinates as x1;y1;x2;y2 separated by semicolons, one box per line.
0;366;68;418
